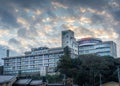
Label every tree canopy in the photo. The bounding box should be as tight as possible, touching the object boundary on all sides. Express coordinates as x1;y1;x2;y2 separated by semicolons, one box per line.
57;53;119;86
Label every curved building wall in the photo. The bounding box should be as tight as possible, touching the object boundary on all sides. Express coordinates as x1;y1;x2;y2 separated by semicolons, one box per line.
78;38;102;46
78;38;117;58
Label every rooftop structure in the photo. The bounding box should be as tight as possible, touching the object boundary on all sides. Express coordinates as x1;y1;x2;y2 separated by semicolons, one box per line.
78;38;102;46
62;30;78;58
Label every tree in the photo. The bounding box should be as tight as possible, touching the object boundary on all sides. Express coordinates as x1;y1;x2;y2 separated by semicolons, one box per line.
76;55;116;86
0;66;3;75
57;47;72;77
46;74;63;83
57;54;117;86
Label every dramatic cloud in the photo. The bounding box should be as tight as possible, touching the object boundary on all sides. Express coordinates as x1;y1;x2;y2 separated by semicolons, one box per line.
0;0;120;65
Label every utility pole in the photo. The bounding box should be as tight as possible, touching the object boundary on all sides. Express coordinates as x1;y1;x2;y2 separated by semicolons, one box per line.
63;74;66;85
117;66;120;86
99;73;102;86
93;71;95;86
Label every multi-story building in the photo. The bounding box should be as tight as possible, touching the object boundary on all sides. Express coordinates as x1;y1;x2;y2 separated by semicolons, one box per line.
2;30;117;75
78;38;117;58
3;30;78;75
62;30;78;58
3;47;64;75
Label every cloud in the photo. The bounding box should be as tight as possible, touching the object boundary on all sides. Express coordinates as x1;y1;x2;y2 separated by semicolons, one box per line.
17;28;27;38
0;30;9;37
51;1;68;9
9;38;21;46
0;0;120;58
113;10;120;21
17;27;38;39
91;14;104;24
17;17;29;27
56;0;108;11
0;10;18;27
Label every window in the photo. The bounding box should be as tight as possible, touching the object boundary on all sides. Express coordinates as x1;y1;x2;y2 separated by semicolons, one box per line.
49;59;55;63
49;64;55;67
44;60;48;63
66;35;68;38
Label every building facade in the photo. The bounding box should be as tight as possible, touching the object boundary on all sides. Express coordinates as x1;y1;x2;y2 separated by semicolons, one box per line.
2;30;117;75
3;47;64;75
62;30;78;58
78;38;117;58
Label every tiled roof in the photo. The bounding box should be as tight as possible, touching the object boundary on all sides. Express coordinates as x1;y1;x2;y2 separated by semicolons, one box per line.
30;80;42;85
15;79;32;85
0;75;16;84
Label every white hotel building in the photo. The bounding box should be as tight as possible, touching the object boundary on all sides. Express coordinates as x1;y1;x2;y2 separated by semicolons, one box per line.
2;30;117;75
78;38;117;58
3;47;64;75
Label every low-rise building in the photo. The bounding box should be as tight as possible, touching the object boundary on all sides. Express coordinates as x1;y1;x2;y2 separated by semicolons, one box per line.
0;75;16;86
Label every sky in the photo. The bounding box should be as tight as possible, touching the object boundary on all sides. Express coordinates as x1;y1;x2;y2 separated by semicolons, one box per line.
0;0;120;64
